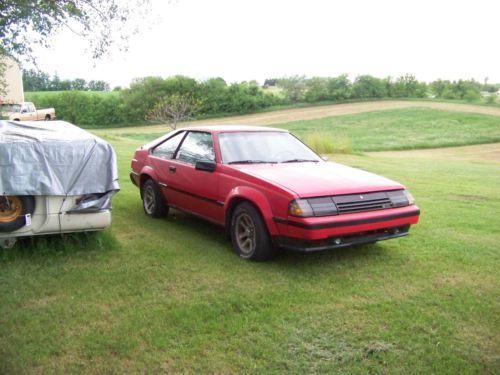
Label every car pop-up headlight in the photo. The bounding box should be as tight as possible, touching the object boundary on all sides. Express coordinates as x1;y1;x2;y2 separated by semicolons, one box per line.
387;189;415;207
289;197;338;217
403;189;416;205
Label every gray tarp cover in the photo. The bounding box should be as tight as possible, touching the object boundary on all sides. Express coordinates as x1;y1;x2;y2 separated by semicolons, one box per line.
0;120;119;196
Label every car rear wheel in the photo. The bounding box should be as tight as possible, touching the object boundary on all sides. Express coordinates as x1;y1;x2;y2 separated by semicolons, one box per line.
230;202;275;261
142;179;168;218
0;196;35;232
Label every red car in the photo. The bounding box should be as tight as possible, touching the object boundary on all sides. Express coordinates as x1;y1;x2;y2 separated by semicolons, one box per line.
130;125;420;260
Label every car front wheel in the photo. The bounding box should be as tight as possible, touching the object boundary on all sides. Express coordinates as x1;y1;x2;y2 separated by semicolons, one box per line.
142;179;168;218
230;202;275;261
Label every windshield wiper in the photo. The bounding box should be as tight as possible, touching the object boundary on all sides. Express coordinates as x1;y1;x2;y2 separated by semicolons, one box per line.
228;160;276;165
281;159;319;163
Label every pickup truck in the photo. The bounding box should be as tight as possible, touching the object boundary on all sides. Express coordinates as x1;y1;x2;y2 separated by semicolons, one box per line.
1;102;56;121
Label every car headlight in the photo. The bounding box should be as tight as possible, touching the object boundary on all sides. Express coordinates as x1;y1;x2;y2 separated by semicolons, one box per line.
386;189;415;207
403;189;416;205
289;197;338;217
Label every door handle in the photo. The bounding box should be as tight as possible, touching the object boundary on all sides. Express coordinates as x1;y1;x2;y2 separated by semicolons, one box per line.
169;165;176;173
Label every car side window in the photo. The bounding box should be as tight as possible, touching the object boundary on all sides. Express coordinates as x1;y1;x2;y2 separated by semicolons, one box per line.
176;132;215;165
28;103;35;112
152;131;185;159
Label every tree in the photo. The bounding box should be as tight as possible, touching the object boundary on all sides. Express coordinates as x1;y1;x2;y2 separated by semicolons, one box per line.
71;78;87;91
88;80;110;91
148;94;199;130
1;0;149;91
326;74;351;101
393;74;427;98
352;75;388;99
23;69;50;91
278;75;307;102
305;77;329;102
1;0;149;59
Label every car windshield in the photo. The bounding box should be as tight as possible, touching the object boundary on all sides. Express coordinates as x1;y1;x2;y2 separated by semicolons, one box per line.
1;104;21;113
218;131;321;164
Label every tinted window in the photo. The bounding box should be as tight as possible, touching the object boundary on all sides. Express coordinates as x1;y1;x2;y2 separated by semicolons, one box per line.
176;132;215;165
152;131;185;159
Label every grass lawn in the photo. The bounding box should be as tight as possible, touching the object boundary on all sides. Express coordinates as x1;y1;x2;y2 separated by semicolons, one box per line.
282;108;500;151
97;108;500;154
1;111;499;373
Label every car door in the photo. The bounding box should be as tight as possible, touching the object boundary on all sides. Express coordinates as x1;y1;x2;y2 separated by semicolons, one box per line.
148;130;187;207
167;131;224;225
20;103;36;121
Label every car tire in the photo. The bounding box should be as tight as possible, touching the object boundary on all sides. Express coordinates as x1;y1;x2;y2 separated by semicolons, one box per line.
142;179;168;218
230;202;276;261
44;115;51;121
0;196;36;233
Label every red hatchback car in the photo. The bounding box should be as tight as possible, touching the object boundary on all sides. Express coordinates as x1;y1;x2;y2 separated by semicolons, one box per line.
130;125;420;260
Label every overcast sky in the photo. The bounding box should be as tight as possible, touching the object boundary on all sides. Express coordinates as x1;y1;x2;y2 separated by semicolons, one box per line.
32;0;500;88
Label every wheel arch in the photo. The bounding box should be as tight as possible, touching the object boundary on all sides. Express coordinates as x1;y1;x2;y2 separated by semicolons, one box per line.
138;167;159;198
224;187;279;237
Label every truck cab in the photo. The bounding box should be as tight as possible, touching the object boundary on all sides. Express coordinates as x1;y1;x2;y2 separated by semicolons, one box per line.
1;102;56;121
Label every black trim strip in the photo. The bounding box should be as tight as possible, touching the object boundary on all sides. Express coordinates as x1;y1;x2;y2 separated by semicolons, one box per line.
273;209;420;230
162;185;224;207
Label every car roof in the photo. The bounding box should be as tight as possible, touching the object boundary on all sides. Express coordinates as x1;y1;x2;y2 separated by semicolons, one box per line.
181;125;288;133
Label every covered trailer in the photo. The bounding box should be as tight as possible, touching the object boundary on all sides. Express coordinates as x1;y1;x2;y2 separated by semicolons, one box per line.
0;120;119;248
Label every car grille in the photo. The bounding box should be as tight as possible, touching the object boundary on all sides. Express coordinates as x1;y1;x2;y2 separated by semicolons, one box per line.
333;192;394;214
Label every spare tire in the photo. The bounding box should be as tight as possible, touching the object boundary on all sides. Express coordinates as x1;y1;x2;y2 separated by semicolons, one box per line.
0;196;36;232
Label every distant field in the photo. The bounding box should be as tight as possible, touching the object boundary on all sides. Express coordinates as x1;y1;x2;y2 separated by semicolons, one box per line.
282;108;500;151
95;108;500;153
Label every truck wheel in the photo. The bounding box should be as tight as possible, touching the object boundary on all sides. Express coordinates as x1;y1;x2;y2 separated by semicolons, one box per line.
0;196;35;232
230;202;276;261
44;115;51;121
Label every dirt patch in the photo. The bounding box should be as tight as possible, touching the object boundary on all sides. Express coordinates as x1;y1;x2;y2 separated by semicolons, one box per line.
94;100;500;135
369;143;500;163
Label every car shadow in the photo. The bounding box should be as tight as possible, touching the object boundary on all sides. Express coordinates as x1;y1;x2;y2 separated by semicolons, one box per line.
162;209;393;267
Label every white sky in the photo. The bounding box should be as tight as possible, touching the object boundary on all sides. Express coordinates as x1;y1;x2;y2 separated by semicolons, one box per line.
32;0;500;88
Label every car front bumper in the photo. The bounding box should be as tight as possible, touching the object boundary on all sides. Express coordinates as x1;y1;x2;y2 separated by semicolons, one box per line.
272;205;420;251
274;224;411;252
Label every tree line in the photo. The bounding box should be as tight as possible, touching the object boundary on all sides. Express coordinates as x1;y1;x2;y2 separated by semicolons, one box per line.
23;69;110;92
25;73;497;128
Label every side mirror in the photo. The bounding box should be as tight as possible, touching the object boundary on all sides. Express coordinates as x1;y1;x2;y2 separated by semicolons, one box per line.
195;160;216;172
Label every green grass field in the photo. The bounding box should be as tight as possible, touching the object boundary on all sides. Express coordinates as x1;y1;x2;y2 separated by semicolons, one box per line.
284;108;500;152
98;108;500;154
1;109;499;373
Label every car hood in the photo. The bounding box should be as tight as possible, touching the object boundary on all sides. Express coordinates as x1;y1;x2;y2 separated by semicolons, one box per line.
234;161;404;197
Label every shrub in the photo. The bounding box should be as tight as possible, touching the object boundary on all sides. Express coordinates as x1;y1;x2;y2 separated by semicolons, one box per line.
26;91;126;126
485;94;497;104
464;89;480;102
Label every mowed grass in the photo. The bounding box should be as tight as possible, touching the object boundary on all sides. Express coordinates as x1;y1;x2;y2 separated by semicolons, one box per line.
97;108;500;154
1;116;500;372
282;108;500;151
